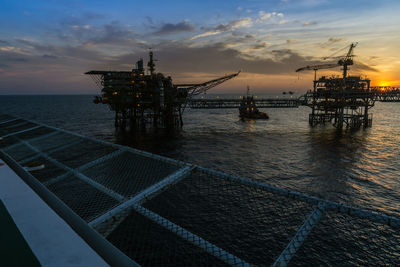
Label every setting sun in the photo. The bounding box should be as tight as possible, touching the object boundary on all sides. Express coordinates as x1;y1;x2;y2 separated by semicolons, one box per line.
379;81;392;87
373;80;398;87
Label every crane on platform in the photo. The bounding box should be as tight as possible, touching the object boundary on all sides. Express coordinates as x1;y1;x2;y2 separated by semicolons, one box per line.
296;42;358;80
296;63;339;81
176;71;241;97
176;71;241;113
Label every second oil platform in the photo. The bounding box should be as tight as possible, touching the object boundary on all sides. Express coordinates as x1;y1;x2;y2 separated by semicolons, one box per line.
86;51;239;131
296;43;375;129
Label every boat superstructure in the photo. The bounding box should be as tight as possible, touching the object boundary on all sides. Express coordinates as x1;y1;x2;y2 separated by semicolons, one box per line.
239;86;269;119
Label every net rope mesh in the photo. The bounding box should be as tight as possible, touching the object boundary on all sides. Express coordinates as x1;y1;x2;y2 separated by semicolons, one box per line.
141;171;314;266
0;113;399;266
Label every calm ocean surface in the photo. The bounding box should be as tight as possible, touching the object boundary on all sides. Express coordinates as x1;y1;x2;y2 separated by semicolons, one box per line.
1;94;399;217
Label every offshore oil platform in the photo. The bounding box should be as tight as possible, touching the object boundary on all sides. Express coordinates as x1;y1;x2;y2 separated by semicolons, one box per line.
85;51;239;131
189;43;392;130
296;43;375;129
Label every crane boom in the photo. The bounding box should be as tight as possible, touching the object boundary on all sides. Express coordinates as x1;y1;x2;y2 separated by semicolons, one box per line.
176;71;240;113
296;63;339;81
296;42;358;79
296;63;339;72
176;71;240;96
346;42;357;59
338;42;357;78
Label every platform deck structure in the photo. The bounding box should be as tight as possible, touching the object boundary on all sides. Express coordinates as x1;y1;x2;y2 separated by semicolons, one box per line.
0;113;399;266
302;76;375;129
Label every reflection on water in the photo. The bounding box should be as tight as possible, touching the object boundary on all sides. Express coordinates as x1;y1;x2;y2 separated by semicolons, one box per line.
1;95;400;216
241;119;256;133
305;128;369;204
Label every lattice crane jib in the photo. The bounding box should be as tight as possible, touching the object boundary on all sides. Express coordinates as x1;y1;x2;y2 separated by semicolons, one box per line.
176;71;240;97
176;71;241;113
296;64;339;81
296;43;358;80
86;72;104;89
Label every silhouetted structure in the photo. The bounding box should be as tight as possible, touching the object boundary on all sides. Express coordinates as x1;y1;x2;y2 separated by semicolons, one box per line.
301;76;374;128
296;43;375;129
239;86;269;119
85;51;239;131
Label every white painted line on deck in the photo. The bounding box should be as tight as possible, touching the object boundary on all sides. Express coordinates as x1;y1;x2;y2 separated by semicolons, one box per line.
1;125;41;139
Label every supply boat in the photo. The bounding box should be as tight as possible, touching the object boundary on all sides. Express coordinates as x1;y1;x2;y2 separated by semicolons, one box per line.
239;86;269;119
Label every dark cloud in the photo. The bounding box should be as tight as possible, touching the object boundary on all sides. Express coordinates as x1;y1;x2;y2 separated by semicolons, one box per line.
193;18;252;40
42;54;58;59
202;18;251;32
214;24;230;32
216;35;256;47
16;38;38;47
45;19;139;47
286;39;299;44
84;21;138;46
271;49;295;59
0;38;369;94
51;15;139;47
229;32;255;42
16;38;56;53
252;42;268;49
321;37;346;48
107;42;319;76
154;21;195;35
352;60;378;72
0;51;29;63
15;38;103;62
0;45;104;94
0;40;10;45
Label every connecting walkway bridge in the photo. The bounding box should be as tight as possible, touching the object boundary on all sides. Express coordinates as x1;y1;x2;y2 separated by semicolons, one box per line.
0;113;399;266
188;88;400;110
188;98;300;109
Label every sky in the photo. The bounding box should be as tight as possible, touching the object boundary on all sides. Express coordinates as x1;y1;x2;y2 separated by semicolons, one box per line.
0;0;399;94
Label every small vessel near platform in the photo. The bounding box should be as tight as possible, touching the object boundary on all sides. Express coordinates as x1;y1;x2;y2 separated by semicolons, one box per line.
239;86;269;119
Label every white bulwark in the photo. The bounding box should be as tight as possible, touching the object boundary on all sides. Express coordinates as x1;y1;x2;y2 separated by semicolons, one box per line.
0;159;108;267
